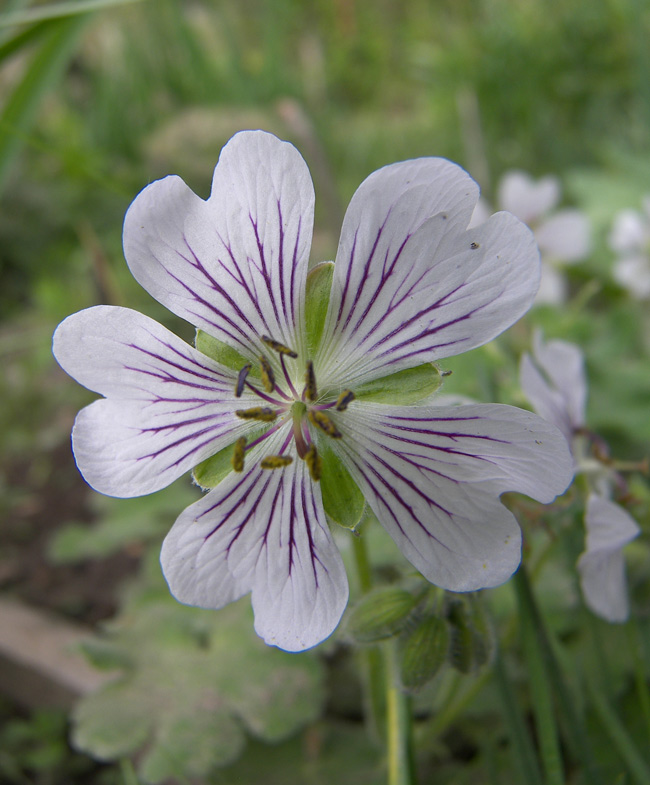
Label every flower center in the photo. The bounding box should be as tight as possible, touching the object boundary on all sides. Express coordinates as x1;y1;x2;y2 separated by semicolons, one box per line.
231;335;355;481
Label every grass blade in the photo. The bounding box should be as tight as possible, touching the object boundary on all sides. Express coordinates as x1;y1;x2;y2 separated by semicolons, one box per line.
0;0;146;28
0;16;86;191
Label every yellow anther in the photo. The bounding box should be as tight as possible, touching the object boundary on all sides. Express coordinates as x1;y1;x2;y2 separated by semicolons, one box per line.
235;364;251;397
304;444;322;482
307;409;342;438
259;355;275;392
305;360;318;402
336;389;355;411
261;335;298;358
235;407;277;422
260;455;294;469
232;436;246;472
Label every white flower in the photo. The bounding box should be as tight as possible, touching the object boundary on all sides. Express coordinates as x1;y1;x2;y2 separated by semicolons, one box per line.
472;171;591;305
520;333;640;622
608;197;650;299
53;131;573;651
577;494;640;623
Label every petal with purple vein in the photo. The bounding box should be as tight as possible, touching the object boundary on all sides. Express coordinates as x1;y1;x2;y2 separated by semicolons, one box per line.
161;436;348;652
319;202;540;387
332;402;573;591
53;306;259;497
123;130;314;360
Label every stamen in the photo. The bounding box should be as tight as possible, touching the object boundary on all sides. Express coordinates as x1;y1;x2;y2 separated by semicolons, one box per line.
308;409;342;438
235;364;251;397
261;335;298;358
336;390;355;411
304;360;318;402
259;355;275;393
260;455;294;469
304;444;322;482
236;407;277;422
231;436;246;472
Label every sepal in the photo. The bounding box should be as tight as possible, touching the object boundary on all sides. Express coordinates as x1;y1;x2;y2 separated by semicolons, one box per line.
355;363;444;405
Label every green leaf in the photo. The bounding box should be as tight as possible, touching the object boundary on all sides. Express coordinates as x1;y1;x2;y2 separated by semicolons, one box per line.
319;439;365;529
48;481;199;563
72;597;324;783
399;616;450;691
355;363;443;405
195;328;258;374
347;587;419;643
305;262;333;356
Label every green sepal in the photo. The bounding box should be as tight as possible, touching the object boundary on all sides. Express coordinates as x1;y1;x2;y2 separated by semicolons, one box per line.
355;363;443;405
192;426;268;490
305;262;333;356
399;615;450;691
347;587;419;643
195;329;259;377
319;439;365;530
446;596;494;674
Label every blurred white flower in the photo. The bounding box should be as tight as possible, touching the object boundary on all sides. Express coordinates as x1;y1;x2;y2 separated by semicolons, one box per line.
520;332;640;622
608;197;650;299
578;494;640;623
471;171;591;305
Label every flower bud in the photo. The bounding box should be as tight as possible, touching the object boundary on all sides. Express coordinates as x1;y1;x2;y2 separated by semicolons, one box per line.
399;616;449;691
347;587;418;643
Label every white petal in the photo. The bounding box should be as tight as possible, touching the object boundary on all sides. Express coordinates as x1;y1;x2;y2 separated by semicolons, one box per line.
535;210;591;263
613;255;650;299
331;402;573;592
577;494;640;623
519;332;586;445
535;262;568;305
608;209;646;254
498;171;560;222
123;130;314;360
317;156;539;386
161;442;349;652
53;306;253;497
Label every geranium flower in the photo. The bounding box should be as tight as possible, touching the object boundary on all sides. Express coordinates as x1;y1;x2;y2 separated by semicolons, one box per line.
53;131;572;651
472;171;591;304
520;333;640;622
608;197;650;299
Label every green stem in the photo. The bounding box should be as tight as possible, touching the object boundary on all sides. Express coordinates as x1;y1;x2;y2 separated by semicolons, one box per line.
628;619;650;746
352;530;373;593
586;677;650;785
514;570;565;785
493;648;544;785
352;530;384;742
515;566;605;785
385;641;416;785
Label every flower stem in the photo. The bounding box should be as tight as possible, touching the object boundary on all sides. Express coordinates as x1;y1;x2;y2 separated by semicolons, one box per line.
514;565;605;785
514;569;565;785
351;530;384;742
385;641;416;785
628;619;650;746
